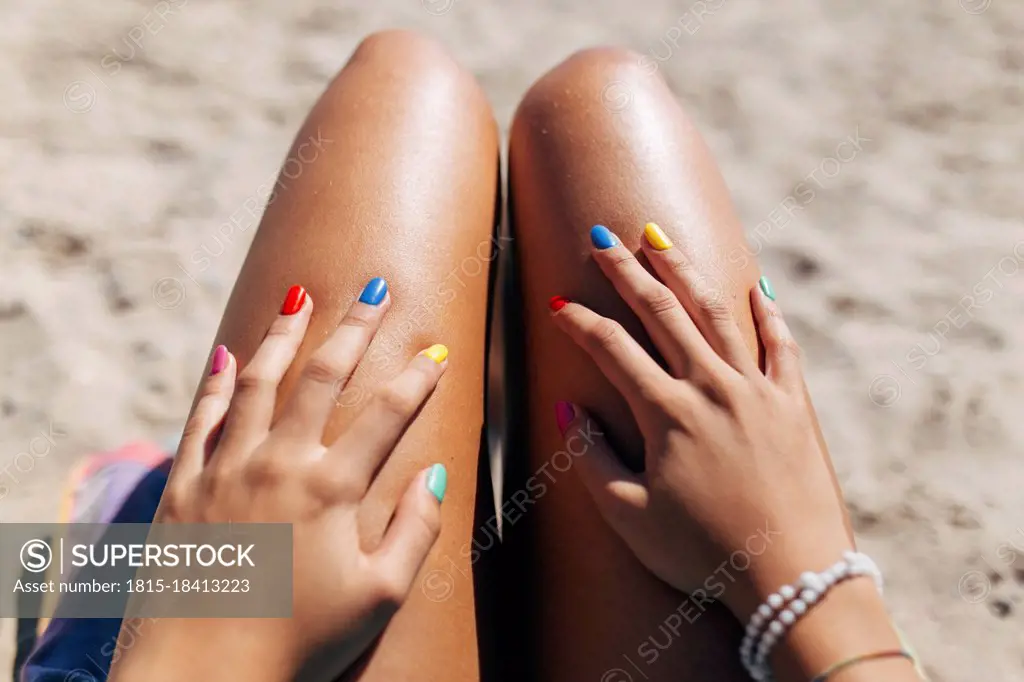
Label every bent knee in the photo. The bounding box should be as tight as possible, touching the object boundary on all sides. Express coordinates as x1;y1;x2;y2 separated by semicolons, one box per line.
349;30;457;74
511;46;667;140
308;29;494;140
344;30;485;103
554;46;656;84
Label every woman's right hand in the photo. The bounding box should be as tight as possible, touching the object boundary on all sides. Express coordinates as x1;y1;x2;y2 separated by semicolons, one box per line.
550;225;853;618
109;282;451;681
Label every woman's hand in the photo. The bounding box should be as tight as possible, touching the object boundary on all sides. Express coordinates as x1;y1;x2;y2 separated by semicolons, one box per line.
551;224;852;619
109;282;450;680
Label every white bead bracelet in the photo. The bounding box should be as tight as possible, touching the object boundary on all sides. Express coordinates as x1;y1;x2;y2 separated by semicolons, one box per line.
740;551;883;681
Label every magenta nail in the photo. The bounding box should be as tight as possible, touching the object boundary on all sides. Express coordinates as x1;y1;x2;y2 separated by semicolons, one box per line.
210;345;228;376
555;401;576;435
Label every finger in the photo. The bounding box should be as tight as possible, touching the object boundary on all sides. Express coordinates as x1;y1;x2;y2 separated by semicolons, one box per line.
555;402;650;538
369;464;445;601
750;277;803;390
550;298;669;416
330;345;447;491
276;278;390;440
641;222;758;377
174;345;236;481
589;224;723;379
219;284;312;455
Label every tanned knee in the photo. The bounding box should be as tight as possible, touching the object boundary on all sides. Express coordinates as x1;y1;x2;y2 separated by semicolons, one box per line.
339;30;492;117
349;30;459;78
512;46;667;142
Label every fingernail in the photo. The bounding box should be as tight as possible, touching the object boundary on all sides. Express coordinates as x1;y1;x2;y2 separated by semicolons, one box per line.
358;277;388;306
425;463;448;503
590;224;618;250
421;344;449;364
281;285;307;315
555;401;576;435
549;295;571;312
643;222;673;251
210;345;228;376
758;275;776;301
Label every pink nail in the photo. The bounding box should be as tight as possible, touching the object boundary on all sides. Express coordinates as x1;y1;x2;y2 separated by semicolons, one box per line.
210;345;228;376
555;401;576;435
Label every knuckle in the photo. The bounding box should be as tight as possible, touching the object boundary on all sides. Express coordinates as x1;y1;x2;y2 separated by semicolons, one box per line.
305;463;358;502
244;456;289;488
607;251;635;271
716;373;749;401
586;318;626;351
412;506;442;539
692;286;733;325
198;374;224;399
202;466;231;499
641;287;681;318
264;316;294;339
234;371;275;398
669;382;703;415
673;378;702;402
774;335;803;360
160;485;192;520
602;493;641;529
340;309;376;330
180;411;212;445
199;503;226;524
376;384;422;418
369;572;409;612
666;252;696;279
411;362;441;387
640;383;678;416
647;382;701;426
751;374;774;398
302;355;348;386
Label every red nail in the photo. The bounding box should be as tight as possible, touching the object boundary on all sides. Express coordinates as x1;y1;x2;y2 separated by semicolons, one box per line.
281;285;307;315
555;401;576;435
210;345;228;376
549;295;571;312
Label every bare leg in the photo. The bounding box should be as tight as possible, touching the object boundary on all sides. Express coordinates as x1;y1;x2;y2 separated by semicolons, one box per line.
507;47;839;681
207;30;498;681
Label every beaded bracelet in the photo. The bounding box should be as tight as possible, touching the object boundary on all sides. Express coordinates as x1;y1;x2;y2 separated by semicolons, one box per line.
752;553;883;677
810;648;915;682
739;551;884;681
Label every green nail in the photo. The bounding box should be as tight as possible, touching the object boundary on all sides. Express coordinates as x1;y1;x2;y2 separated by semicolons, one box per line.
425;464;447;503
758;275;776;301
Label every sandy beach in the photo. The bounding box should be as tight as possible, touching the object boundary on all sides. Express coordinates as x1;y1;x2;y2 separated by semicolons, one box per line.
1;1;1022;680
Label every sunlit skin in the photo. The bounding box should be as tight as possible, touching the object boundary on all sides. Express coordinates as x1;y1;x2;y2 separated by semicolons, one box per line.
103;32;919;682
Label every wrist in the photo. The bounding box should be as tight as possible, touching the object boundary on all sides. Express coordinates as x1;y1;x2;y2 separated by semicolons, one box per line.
767;578;911;682
722;528;854;621
107;617;301;682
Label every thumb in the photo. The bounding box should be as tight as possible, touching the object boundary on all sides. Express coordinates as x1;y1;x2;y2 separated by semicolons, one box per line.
555;401;650;535
371;464;445;597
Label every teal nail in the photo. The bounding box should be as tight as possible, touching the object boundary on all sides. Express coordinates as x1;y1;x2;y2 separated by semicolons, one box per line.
425;464;447;503
758;276;776;301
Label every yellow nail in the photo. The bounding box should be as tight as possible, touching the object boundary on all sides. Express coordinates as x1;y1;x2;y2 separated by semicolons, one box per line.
421;344;449;364
644;222;674;250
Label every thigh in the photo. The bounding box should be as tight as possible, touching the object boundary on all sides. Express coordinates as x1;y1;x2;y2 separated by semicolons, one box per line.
507;47;835;682
205;31;498;682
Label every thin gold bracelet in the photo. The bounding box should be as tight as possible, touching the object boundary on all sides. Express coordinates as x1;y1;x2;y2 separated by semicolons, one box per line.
810;649;916;682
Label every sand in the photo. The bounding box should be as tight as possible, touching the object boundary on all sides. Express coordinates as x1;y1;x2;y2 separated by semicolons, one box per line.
1;1;1022;680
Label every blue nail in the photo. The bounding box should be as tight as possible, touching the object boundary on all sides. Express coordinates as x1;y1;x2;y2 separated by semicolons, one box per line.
590;225;618;250
358;277;388;306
